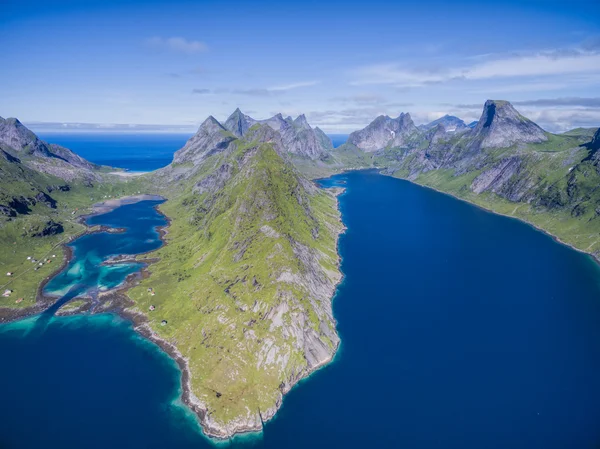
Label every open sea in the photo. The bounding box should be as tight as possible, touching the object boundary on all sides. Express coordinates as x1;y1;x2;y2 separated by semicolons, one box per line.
1;137;600;449
35;133;350;171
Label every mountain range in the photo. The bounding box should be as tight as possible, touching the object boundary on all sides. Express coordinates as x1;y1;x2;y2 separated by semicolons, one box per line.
1;98;599;439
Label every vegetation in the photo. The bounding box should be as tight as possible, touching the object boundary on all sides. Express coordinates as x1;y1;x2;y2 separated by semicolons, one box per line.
126;137;342;434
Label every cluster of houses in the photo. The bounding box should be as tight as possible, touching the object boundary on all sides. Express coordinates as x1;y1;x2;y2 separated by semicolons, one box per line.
3;254;59;303
147;288;167;326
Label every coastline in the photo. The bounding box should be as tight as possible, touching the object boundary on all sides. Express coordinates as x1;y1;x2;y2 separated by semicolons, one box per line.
394;174;600;266
0;194;166;323
0;184;346;440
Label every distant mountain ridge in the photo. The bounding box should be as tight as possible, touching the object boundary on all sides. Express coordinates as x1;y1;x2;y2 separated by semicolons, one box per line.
419;114;467;133
0;117;100;181
222;108;332;159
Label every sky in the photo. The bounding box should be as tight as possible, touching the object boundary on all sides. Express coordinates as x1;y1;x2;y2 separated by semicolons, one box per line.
1;0;599;133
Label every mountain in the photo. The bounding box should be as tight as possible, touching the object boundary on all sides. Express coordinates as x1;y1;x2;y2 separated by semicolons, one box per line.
142;114;344;438
420;115;467;132
471;100;547;148
0;117;99;181
222;109;332;159
223;108;257;138
467;121;478;129
347;113;420;152
331;99;600;259
314;126;334;151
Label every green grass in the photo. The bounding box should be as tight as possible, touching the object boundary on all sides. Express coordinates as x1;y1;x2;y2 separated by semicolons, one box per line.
126;140;343;429
0;156;151;309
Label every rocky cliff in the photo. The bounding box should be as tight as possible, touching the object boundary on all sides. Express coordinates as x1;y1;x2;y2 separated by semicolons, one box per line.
419;114;467;133
325;100;600;258
472;100;547;148
347;112;420;152
222;109;332;160
0;117;100;181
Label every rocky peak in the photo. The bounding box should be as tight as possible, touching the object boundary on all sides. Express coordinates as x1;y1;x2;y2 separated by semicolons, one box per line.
263;113;289;131
0;117;52;157
172;116;235;166
314;126;333;151
224;108;257;138
293;114;311;130
348;112;420;152
473;100;547;148
421;114;467;132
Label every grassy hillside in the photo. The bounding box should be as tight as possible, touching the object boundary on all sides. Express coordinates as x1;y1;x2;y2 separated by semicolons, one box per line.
389;132;600;258
125;138;343;436
0;152;148;310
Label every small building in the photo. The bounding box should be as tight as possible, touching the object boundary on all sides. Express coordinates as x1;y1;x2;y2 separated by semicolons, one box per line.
149;305;156;311
3;289;12;297
161;320;167;326
6;272;12;276
27;256;31;260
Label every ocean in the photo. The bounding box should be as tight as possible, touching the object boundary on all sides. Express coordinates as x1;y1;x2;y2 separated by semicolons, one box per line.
36;133;350;172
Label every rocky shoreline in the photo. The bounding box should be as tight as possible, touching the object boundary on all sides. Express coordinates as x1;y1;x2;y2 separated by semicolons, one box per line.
400;175;600;265
0;186;347;440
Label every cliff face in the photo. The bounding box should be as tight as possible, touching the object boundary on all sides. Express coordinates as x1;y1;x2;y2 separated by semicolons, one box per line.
222;109;332;160
326;100;600;258
472;100;547;148
0;119;110;220
347;113;420;152
140;115;344;438
419;115;467;133
0;117;99;181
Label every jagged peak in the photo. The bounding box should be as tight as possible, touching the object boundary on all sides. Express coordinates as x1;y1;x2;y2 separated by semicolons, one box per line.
474;100;547;148
293;114;311;130
200;115;225;130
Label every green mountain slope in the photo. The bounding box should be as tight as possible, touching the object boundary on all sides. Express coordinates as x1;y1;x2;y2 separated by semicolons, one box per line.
123;120;343;437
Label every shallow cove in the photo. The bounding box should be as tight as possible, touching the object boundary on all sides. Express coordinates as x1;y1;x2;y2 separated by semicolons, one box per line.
44;199;167;300
2;170;600;448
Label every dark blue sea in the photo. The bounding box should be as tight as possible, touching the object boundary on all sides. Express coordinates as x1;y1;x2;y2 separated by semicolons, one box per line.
2;169;600;449
37;133;191;171
328;134;349;148
35;133;349;171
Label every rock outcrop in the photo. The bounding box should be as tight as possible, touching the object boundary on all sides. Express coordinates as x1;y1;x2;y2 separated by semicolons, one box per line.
347;112;420;152
0;117;100;181
420;114;467;133
472;100;547;148
222;109;332;160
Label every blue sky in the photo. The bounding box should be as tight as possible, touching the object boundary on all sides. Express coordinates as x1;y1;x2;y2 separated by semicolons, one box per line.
1;0;599;133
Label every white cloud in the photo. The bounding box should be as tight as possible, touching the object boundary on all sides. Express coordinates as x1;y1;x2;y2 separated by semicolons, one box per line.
267;81;320;91
350;47;600;88
146;36;208;54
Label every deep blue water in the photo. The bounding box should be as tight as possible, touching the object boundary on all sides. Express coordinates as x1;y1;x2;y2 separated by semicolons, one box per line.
44;199;167;301
37;133;191;171
37;133;349;170
328;133;349;148
2;170;600;448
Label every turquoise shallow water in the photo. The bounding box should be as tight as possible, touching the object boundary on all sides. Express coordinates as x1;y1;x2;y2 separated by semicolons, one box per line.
2;170;600;448
44;199;167;301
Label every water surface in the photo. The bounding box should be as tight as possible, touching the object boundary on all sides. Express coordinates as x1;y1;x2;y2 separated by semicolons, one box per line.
37;133;191;171
44;199;167;301
2;170;600;449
